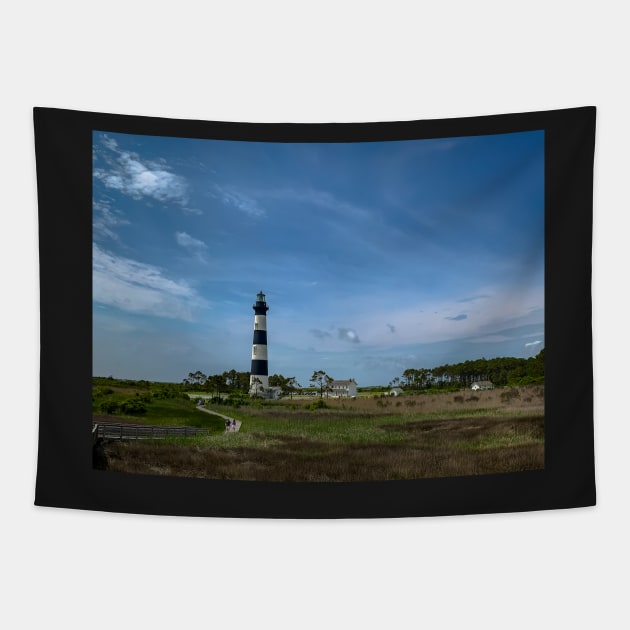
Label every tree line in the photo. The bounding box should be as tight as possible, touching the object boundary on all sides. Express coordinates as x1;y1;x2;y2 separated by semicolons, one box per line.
182;369;303;398
183;369;342;398
388;349;544;391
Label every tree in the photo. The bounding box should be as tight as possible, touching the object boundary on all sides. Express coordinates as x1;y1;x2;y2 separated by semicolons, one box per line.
236;371;251;393
184;370;207;390
282;377;300;400
268;373;287;387
310;370;332;398
250;376;263;397
206;373;226;397
226;369;239;390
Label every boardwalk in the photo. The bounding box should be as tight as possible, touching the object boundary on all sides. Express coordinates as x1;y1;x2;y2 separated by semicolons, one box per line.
92;404;242;444
93;423;210;441
92;406;242;443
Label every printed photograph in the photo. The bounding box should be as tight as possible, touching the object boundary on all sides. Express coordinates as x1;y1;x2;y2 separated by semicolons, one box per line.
92;129;545;481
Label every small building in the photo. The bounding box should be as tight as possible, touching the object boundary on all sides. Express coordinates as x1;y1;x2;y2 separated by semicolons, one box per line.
265;386;282;400
389;387;404;396
330;379;358;398
471;380;494;391
252;386;282;400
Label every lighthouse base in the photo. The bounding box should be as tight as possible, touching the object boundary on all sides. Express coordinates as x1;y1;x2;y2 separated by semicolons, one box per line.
249;374;269;396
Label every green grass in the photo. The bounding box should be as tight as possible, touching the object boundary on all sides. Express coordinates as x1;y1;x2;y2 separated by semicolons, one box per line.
92;386;225;432
96;384;545;482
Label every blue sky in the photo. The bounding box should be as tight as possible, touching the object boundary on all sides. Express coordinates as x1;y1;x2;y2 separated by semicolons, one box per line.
93;129;544;387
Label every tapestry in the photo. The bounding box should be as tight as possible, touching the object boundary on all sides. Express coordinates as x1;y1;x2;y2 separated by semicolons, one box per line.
34;106;596;517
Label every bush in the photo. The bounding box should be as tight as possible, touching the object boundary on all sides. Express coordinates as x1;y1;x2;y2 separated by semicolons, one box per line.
308;399;328;410
99;400;120;415
120;398;147;415
226;393;246;408
92;387;114;400
500;388;520;402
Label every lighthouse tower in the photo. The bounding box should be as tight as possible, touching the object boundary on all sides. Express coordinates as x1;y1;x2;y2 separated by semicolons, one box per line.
249;290;269;395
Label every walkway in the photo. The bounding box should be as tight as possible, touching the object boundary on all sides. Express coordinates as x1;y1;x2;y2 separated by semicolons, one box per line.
196;406;242;433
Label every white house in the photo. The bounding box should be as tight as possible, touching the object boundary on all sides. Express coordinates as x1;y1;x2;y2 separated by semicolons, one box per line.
389;387;404;396
471;380;494;391
330;379;358;398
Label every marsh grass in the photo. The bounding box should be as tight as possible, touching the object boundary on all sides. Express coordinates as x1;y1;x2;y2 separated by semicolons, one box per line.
100;385;544;481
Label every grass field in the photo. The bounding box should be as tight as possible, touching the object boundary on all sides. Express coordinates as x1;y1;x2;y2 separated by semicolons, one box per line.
95;384;544;482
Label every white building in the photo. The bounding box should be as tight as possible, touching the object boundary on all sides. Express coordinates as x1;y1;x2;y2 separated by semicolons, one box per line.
329;379;358;398
471;380;494;391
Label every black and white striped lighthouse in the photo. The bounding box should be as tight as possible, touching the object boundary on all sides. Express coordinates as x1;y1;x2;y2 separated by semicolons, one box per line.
249;290;269;395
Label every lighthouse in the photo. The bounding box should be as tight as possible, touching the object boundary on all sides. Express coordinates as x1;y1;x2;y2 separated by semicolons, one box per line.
249;291;269;395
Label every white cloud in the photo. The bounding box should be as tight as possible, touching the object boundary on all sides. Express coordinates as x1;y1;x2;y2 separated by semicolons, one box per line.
338;328;360;343
320;283;543;350
175;231;207;251
94;135;190;206
93;244;208;321
524;340;543;347
175;231;208;262
93;199;129;241
214;185;265;218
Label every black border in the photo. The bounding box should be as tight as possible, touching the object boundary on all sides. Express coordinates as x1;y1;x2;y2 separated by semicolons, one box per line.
34;106;596;518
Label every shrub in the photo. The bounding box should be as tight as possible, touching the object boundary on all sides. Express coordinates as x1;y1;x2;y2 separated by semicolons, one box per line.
120;398;147;415
226;393;246;408
500;388;520;402
99;400;120;415
308;399;328;410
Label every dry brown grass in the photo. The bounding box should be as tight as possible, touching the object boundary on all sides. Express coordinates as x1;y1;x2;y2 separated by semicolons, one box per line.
97;385;544;482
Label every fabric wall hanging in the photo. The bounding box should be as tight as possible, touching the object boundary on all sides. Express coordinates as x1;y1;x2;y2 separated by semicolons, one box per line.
34;106;596;518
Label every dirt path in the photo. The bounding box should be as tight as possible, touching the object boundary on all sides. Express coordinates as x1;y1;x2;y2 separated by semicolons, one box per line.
197;406;242;432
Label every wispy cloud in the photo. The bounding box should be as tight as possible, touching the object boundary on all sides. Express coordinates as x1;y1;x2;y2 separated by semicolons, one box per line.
214;184;265;218
310;328;332;339
93;199;129;241
266;187;372;222
93;244;207;321
457;294;491;303
94;134;191;207
469;334;512;343
524;340;543;348
386;323;396;333
175;231;208;262
445;314;467;321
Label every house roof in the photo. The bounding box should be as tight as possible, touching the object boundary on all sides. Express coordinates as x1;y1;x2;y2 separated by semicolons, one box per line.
331;380;356;386
472;380;493;387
